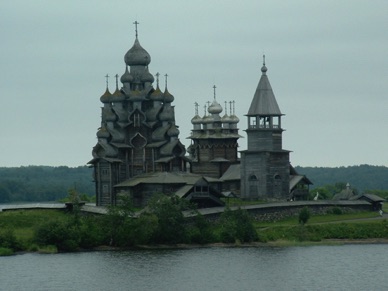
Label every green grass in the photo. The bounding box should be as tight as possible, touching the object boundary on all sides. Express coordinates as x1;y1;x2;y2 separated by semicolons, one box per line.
0;209;68;243
254;211;378;228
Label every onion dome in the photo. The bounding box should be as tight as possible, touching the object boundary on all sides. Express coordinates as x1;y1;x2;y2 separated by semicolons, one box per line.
103;106;117;122
222;113;232;123
146;105;162;121
191;114;203;125
167;123;180;137
97;126;110;139
141;67;154;83
229;114;240;124
100;88;112;103
159;106;174;121
111;88;125;102
202;113;214;124
208;100;223;115
163;88;174;103
124;38;151;66
150;86;164;102
120;66;133;84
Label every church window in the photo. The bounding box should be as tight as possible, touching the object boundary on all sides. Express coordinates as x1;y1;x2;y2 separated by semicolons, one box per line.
102;184;109;194
134;113;141;127
249;174;258;181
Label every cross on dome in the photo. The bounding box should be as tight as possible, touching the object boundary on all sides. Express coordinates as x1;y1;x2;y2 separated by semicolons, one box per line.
133;21;139;38
115;74;119;89
155;72;160;87
105;74;109;89
213;85;217;100
164;73;168;89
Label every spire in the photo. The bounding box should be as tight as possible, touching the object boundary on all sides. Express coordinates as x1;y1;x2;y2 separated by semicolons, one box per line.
224;101;228;115
232;100;236;115
213;85;217;100
105;74;109;89
133;20;139;38
115;74;119;90
247;58;282;116
194;102;199;116
261;54;268;74
164;73;168;90
155;72;160;88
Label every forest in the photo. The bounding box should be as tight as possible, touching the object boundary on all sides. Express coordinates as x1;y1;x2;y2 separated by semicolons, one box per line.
0;166;94;203
0;164;387;203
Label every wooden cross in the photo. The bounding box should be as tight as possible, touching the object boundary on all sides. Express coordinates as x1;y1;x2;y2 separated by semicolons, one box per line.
105;74;109;88
164;73;168;89
115;74;119;89
155;72;160;87
133;21;139;38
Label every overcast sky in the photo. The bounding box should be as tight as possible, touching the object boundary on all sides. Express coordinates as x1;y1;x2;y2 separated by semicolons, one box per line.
1;1;387;168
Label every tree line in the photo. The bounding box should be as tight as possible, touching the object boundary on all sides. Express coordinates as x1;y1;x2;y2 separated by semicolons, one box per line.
0;166;94;203
296;164;388;192
0;164;388;203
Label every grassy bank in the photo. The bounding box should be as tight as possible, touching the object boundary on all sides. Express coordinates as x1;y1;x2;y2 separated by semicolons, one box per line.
1;208;387;255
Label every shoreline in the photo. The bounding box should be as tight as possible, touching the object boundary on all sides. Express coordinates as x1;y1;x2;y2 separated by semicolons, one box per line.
93;238;388;251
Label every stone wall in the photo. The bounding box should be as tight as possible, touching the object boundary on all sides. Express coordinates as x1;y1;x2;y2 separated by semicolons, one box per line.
192;200;372;222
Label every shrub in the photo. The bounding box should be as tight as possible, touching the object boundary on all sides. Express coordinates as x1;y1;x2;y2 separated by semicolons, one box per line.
327;207;343;215
0;247;14;256
0;228;19;250
34;219;81;252
299;207;311;225
219;207;258;243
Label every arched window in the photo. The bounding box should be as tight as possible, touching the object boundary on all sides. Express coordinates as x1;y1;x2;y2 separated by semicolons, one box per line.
249;174;258;181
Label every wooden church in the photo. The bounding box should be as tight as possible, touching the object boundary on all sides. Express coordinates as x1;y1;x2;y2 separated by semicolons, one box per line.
89;25;311;207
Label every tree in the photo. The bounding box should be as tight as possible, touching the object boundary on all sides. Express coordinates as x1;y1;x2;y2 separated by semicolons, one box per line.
147;194;187;244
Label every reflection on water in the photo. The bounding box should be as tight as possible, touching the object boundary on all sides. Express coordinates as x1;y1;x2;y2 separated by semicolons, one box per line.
1;245;388;291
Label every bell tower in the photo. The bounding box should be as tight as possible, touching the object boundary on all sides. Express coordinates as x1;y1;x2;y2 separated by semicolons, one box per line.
240;57;290;200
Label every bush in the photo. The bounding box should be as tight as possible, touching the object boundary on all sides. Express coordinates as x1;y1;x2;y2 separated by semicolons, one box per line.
187;214;215;244
219;207;258;243
0;247;14;256
34;219;81;252
331;207;342;215
299;207;311;225
0;228;19;250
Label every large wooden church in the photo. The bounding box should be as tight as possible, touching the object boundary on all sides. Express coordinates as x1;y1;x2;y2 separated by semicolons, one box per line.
89;25;311;207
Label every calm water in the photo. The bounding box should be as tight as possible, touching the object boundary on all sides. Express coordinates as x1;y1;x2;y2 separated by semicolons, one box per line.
1;245;388;291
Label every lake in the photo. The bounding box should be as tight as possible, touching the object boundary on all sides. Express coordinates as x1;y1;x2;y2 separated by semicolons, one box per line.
1;244;387;290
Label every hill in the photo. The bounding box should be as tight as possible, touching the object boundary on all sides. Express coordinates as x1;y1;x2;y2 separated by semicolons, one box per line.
295;164;388;192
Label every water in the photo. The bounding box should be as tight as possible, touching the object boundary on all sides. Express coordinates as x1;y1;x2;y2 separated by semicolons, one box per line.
1;245;388;291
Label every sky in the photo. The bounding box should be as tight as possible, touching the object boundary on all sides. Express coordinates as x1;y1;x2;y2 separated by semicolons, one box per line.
1;0;387;168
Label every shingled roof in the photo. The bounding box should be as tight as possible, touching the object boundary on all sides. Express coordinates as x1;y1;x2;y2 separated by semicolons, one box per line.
247;63;282;116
